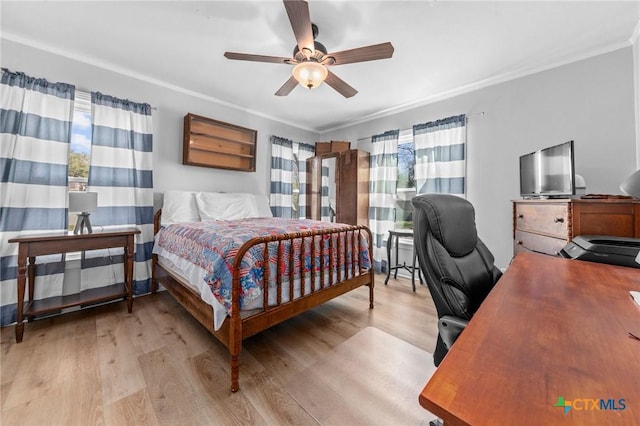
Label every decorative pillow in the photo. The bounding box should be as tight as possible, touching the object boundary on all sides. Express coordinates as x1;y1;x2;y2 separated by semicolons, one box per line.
161;190;201;225
196;192;262;221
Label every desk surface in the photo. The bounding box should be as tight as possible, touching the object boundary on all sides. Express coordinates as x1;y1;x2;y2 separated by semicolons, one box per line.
419;252;640;425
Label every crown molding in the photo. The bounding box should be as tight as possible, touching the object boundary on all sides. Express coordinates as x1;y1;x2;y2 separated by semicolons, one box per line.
1;32;318;134
318;39;634;134
631;19;640;45
3;30;635;137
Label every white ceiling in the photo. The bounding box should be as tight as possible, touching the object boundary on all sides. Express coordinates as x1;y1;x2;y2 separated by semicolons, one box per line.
2;1;639;133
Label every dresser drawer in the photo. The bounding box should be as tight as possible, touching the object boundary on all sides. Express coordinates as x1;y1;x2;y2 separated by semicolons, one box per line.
514;230;566;256
514;203;569;238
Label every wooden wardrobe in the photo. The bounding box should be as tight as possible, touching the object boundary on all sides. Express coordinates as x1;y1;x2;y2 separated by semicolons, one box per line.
306;149;370;226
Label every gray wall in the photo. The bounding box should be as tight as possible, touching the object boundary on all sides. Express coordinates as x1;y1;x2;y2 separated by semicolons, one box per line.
321;47;637;269
2;39;637;270
1;39;319;197
635;32;640;166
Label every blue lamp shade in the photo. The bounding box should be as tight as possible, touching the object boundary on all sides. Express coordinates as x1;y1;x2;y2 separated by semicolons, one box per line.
620;170;640;198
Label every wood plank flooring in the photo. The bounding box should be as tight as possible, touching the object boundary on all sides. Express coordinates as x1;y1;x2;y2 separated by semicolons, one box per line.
1;275;438;425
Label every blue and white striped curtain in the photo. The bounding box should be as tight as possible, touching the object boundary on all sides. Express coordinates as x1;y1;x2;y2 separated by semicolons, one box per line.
0;69;75;326
413;114;466;195
297;142;315;219
321;164;331;221
368;130;399;273
270;136;313;218
270;136;295;218
82;92;153;294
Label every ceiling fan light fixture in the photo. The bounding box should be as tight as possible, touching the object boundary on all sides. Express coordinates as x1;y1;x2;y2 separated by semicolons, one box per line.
292;61;328;90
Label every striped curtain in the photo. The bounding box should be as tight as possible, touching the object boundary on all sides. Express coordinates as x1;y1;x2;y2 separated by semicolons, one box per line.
0;69;75;326
270;136;294;218
413;114;466;195
82;92;153;294
321;164;331;221
297;142;315;219
270;136;314;219
368;130;399;272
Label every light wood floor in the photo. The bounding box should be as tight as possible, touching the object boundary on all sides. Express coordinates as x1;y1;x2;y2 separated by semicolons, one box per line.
1;274;438;425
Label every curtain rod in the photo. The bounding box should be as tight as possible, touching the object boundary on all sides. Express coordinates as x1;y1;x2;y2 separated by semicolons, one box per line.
77;88;158;111
356;112;485;142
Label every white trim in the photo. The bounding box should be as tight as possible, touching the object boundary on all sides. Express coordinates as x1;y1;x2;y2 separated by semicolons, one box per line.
3;31;634;135
2;32;317;133
630;19;640;45
319;40;634;134
74;90;91;113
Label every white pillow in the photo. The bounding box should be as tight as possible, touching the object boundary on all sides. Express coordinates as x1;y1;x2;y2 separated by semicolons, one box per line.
254;194;273;218
196;192;261;221
161;190;201;225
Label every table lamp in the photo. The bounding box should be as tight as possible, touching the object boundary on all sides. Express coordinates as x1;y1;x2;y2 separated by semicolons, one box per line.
69;192;98;234
620;169;640;198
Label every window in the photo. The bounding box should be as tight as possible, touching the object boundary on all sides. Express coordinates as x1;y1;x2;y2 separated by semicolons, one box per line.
69;91;92;191
68;91;92;230
395;129;415;229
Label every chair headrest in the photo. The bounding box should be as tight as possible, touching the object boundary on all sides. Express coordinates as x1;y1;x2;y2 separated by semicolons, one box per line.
412;194;478;257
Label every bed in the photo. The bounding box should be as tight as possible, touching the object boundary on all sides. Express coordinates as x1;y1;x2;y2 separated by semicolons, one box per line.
151;191;374;392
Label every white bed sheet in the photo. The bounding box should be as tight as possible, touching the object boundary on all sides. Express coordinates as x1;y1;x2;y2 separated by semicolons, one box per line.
154;246;337;331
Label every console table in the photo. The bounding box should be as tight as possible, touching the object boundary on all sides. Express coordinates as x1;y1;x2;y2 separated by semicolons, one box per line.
8;228;140;343
384;229;423;291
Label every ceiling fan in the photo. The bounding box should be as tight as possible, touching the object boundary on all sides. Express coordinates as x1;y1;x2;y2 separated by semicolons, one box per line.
223;0;394;98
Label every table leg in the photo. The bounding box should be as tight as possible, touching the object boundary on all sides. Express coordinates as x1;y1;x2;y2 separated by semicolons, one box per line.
125;237;134;313
384;232;392;285
15;247;27;343
414;252;424;285
410;248;417;292
394;235;400;279
27;256;35;322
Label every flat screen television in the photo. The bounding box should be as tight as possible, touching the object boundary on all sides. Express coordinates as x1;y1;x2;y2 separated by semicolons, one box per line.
519;140;575;198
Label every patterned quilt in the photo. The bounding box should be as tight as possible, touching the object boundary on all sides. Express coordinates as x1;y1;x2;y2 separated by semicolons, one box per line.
154;218;371;315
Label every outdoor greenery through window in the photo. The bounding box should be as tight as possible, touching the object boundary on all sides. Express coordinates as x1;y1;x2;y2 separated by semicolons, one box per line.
68;92;92;229
396;129;415;229
69;92;91;189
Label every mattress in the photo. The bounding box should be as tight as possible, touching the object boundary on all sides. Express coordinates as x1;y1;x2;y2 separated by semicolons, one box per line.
153;218;371;330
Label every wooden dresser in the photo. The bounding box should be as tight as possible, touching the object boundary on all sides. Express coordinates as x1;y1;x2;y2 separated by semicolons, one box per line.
512;198;640;256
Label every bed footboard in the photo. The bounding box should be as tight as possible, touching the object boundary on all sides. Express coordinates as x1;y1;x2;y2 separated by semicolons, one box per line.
152;209;374;392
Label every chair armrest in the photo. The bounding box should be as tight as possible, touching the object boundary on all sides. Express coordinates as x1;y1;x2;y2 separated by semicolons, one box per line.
438;315;469;349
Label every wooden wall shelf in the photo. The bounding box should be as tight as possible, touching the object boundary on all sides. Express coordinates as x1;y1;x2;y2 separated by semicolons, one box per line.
183;113;257;172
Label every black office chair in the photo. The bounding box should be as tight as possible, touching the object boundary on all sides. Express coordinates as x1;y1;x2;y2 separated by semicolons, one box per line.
412;194;502;366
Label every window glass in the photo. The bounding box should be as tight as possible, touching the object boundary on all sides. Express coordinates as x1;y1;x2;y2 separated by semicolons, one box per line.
68;93;92;230
396;130;415;229
69;92;92;192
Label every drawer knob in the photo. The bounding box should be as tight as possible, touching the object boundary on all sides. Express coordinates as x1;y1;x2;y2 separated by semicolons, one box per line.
553;217;565;223
517;214;524;219
516;240;523;245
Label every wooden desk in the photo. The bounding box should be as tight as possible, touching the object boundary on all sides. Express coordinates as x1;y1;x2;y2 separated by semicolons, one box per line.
8;228;140;343
419;252;640;425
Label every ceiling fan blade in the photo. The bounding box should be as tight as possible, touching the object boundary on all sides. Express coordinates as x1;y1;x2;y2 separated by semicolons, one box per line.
224;52;293;64
275;76;298;96
324;70;357;98
284;0;314;54
324;42;394;66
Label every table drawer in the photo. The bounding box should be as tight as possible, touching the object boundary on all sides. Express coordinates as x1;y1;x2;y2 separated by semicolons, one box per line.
514;230;567;256
514;203;568;238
